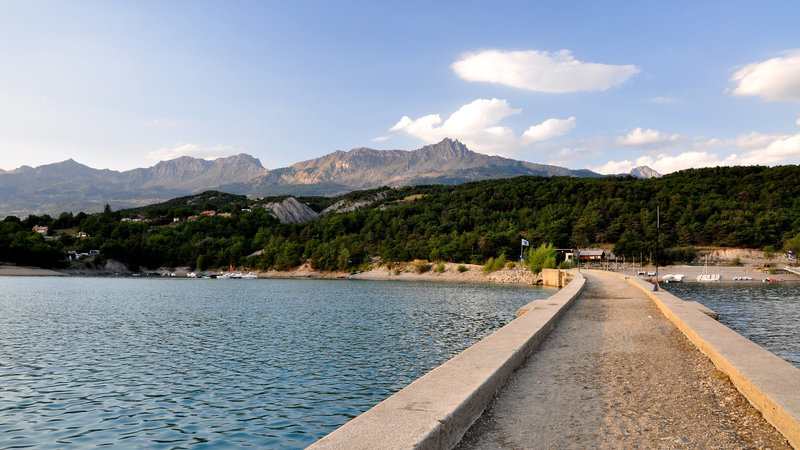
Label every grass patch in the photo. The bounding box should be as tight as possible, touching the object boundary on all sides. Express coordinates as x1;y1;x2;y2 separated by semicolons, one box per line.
483;254;506;274
414;261;432;274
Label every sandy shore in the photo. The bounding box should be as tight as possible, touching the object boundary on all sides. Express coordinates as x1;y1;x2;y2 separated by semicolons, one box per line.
6;260;799;285
2;261;540;285
259;262;541;286
616;263;800;282
0;265;67;276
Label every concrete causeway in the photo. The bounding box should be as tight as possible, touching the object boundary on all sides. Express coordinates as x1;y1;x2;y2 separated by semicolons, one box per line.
312;270;800;448
457;271;794;448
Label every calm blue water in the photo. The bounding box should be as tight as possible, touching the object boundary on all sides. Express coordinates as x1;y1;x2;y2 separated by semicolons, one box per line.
662;282;800;368
0;277;551;448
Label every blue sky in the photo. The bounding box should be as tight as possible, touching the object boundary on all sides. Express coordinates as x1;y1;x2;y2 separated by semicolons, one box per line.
1;1;799;174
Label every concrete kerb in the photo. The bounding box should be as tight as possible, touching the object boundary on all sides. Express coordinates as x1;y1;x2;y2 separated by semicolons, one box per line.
309;272;586;449
590;270;800;448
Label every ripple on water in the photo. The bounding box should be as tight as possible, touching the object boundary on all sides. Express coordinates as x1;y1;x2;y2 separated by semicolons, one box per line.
662;282;800;367
0;277;552;448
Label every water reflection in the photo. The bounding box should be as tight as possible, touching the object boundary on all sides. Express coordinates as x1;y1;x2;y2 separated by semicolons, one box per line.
662;282;800;368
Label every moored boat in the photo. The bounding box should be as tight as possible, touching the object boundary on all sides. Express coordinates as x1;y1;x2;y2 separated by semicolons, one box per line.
662;274;686;283
697;273;721;282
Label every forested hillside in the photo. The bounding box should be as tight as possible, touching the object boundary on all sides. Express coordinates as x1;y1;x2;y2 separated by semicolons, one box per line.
3;165;800;271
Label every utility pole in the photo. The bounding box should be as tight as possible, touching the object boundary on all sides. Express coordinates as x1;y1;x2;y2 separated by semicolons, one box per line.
654;205;660;291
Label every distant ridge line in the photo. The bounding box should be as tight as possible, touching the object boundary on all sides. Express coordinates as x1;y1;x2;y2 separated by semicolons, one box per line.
0;138;659;217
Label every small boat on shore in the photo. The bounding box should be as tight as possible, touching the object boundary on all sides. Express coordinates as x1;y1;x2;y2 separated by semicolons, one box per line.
697;255;721;282
697;273;721;282
733;276;753;281
662;274;685;283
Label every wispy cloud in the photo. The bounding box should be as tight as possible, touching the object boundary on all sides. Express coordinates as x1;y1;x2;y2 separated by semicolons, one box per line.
146;143;238;161
522;117;576;142
731;50;800;102
389;98;575;157
615;127;682;148
371;135;390;142
452;49;639;93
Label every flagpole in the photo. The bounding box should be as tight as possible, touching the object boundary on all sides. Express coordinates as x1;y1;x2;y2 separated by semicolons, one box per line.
520;238;529;262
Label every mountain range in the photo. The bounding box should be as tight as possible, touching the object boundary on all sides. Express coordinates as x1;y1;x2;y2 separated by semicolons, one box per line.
0;138;658;217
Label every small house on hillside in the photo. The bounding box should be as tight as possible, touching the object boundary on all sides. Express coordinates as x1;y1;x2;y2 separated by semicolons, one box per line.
579;250;606;261
32;225;49;235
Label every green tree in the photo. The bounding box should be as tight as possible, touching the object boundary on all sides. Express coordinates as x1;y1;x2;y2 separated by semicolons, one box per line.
526;243;556;274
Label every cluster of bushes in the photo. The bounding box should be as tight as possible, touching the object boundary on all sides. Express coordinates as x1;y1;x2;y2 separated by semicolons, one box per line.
482;254;507;274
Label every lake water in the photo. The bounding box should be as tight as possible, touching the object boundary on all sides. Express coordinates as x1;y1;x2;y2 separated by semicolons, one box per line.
0;277;552;448
662;282;800;368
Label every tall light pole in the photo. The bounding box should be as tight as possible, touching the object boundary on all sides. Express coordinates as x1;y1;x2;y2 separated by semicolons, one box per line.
654;205;660;291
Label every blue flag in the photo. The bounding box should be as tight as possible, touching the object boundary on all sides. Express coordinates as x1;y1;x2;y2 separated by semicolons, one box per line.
790;249;794;260
521;239;529;247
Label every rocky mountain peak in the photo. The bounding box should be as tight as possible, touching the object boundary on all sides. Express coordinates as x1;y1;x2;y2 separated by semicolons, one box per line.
1;141;602;217
630;166;661;179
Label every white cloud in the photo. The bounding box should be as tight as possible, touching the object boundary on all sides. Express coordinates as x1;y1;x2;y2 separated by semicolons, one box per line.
615;128;681;147
147;143;238;161
522;117;576;142
731;50;800;102
594;158;641;175
452;49;639;93
737;133;800;165
595;131;800;175
734;131;779;150
371;135;389;142
796;118;800;126
389;98;575;157
594;152;738;175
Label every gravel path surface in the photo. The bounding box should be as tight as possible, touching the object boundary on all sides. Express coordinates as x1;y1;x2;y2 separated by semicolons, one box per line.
457;271;790;448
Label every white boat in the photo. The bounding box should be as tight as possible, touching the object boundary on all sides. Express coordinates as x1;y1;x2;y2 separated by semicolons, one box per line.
662;274;685;283
240;273;258;279
697;273;721;282
733;276;753;281
697;255;721;282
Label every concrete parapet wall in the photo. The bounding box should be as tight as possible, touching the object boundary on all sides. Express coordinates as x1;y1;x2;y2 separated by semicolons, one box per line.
591;270;800;447
310;272;585;449
540;268;565;288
